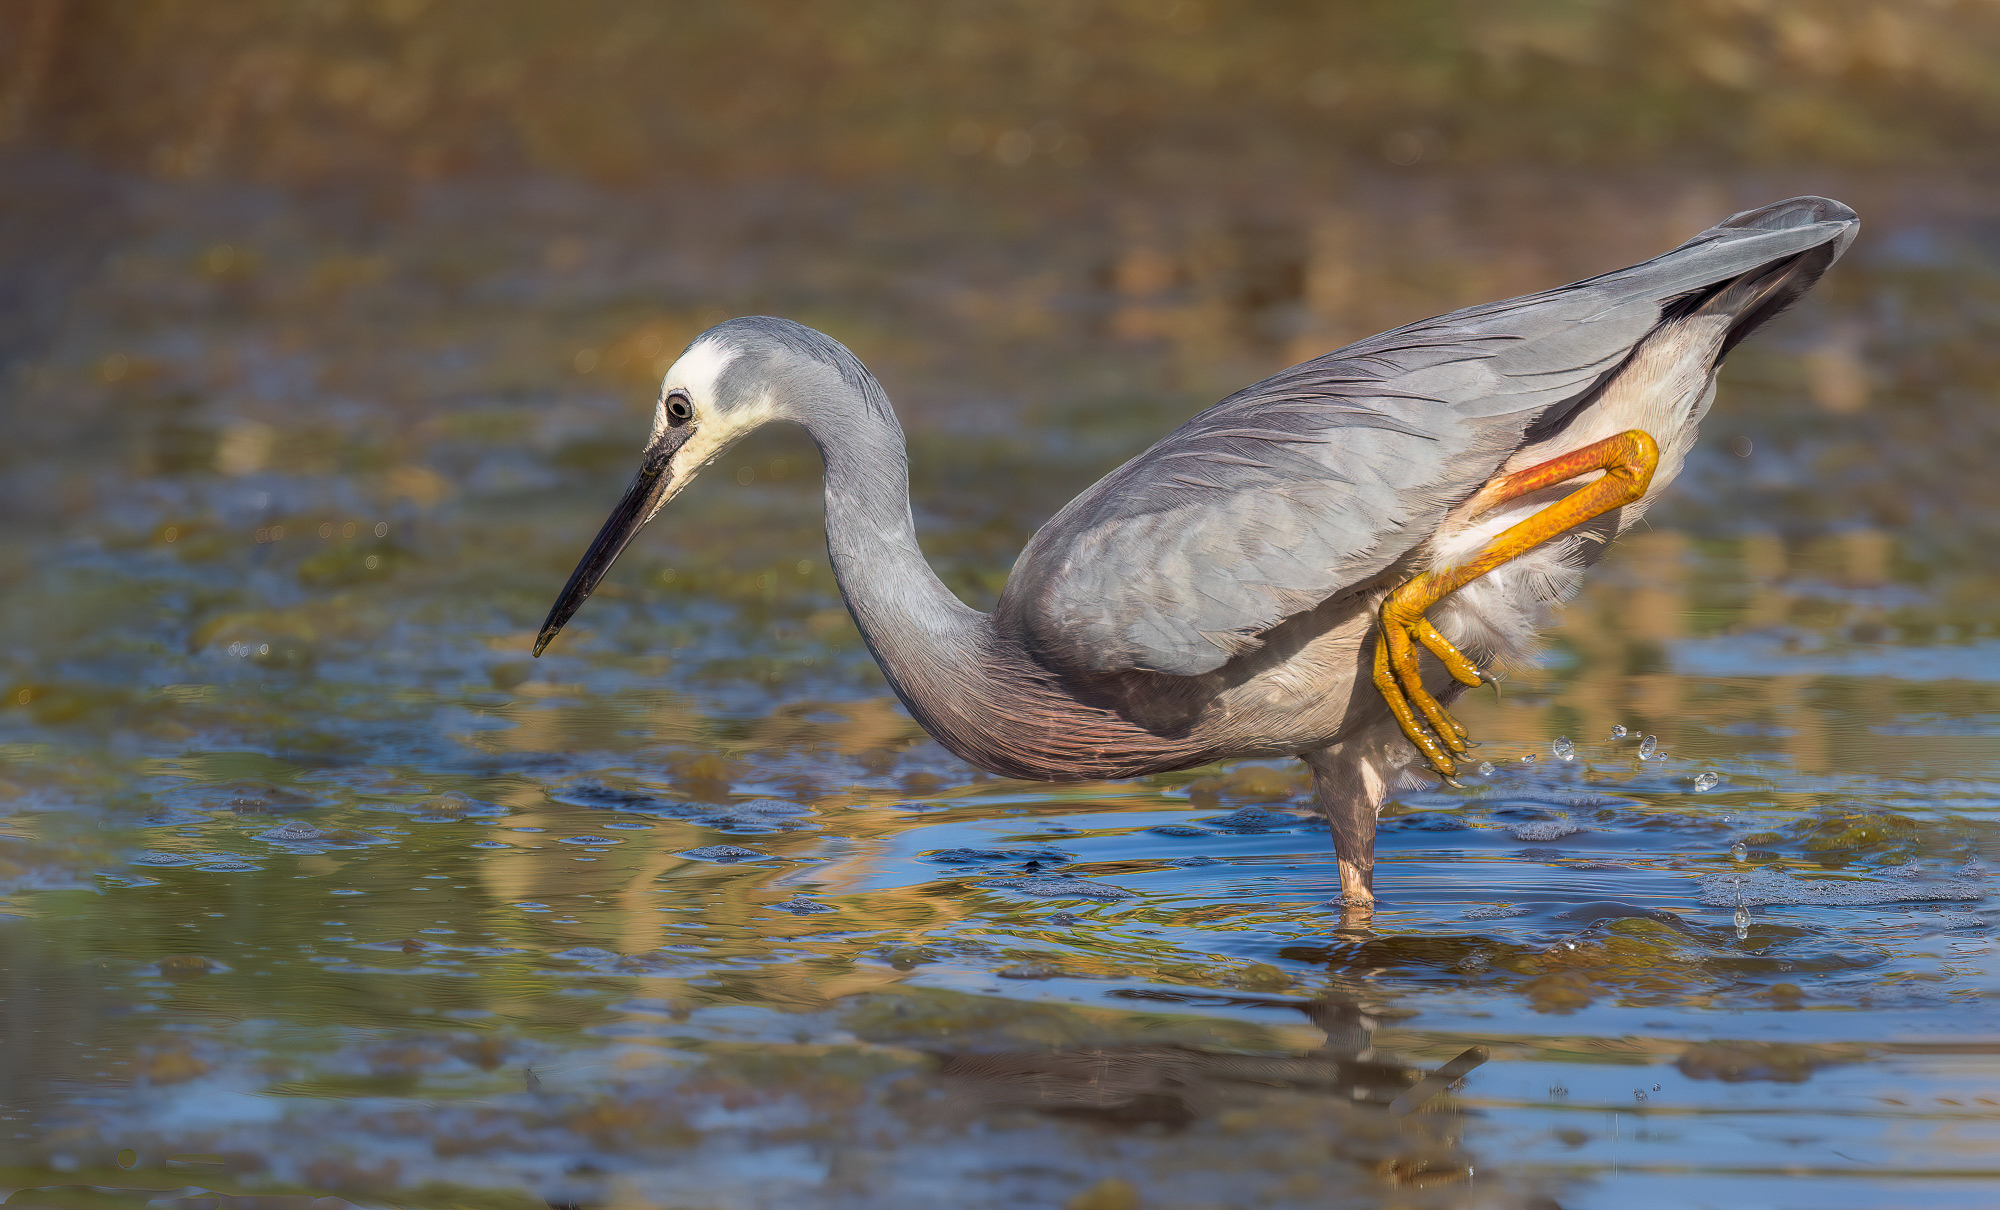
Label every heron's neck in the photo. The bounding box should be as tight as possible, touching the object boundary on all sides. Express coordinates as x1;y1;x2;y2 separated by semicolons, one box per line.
802;399;988;719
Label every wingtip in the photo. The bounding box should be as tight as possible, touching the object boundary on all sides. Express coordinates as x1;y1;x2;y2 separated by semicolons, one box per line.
1718;195;1859;233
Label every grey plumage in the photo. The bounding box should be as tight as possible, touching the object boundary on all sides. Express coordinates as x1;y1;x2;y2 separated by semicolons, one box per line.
537;196;1858;910
1002;201;1857;680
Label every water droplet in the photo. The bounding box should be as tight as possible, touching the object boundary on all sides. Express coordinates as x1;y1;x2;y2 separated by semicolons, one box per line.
1694;772;1720;792
1652;1083;1662;1092
1634;1089;1648;1103
1730;841;1748;862
1548;1084;1569;1099
1552;736;1574;761
1637;734;1659;760
130;851;198;867
1519;753;1537;764
1734;904;1751;939
1609;724;1628;740
1476;761;1495;776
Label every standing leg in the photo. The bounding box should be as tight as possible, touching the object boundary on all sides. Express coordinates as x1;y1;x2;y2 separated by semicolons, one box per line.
1303;739;1398;911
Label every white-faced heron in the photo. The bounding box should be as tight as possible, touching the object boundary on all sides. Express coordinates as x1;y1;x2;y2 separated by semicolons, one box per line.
535;196;1858;909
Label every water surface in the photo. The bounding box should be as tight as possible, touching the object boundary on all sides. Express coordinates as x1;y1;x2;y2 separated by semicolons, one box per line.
2;165;1998;1208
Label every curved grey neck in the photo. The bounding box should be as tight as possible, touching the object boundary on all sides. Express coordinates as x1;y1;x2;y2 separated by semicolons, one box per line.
798;390;989;721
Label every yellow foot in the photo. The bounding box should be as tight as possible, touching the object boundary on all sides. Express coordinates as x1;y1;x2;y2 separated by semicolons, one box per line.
1370;603;1485;779
1368;431;1661;780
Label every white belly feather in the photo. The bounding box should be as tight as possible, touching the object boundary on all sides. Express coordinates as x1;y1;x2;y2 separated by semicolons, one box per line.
1426;308;1732;670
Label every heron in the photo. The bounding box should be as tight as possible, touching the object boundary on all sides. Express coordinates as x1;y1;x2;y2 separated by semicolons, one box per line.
534;196;1857;909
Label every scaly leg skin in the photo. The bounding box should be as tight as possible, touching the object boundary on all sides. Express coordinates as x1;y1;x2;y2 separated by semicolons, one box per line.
1305;742;1397;915
1373;430;1661;777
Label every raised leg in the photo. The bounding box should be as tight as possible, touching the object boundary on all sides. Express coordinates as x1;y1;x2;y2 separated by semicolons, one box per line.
1374;429;1661;776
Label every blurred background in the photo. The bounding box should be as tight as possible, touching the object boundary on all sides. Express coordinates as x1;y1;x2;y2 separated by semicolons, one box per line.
16;0;2000;177
3;3;2000;1208
5;0;1999;559
3;0;1996;748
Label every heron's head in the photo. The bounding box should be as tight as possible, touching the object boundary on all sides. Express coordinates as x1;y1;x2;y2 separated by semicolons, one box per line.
533;317;874;656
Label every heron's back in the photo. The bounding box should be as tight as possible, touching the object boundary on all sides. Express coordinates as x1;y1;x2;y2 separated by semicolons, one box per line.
997;197;1859;683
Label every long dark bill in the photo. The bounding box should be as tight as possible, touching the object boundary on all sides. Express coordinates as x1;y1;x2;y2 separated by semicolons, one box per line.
533;428;692;657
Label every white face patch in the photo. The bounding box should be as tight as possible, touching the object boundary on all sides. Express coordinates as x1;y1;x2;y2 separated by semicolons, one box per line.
650;337;741;444
640;335;780;524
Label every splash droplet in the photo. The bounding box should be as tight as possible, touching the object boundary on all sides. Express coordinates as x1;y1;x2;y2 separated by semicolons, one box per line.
1734;904;1751;939
1634;1089;1649;1103
1637;734;1659;760
1694;772;1720;792
1476;761;1495;776
1519;753;1537;764
1730;841;1748;862
1609;724;1628;740
1552;736;1574;761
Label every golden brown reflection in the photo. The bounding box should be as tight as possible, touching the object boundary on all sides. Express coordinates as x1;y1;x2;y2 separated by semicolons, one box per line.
1452;527;2000;783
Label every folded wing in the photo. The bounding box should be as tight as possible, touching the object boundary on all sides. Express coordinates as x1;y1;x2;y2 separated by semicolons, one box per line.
999;197;1858;678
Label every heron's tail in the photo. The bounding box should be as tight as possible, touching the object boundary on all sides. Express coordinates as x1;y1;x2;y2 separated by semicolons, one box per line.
1668;197;1860;355
1585;195;1857;316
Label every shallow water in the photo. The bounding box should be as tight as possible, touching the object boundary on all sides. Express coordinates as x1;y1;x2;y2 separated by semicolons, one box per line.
3;163;1999;1208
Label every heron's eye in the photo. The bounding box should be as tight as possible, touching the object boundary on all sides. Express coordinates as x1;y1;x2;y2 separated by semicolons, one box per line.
665;394;693;426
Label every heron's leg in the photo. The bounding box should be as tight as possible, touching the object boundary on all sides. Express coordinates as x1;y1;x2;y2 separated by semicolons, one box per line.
1374;430;1661;776
1304;743;1392;912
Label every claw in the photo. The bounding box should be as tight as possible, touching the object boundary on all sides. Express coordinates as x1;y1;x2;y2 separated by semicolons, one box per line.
1373;612;1474;777
1371;430;1661;781
1372;635;1458;778
1414;617;1484;687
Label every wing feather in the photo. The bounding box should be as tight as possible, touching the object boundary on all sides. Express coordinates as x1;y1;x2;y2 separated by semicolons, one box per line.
997;199;1858;678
